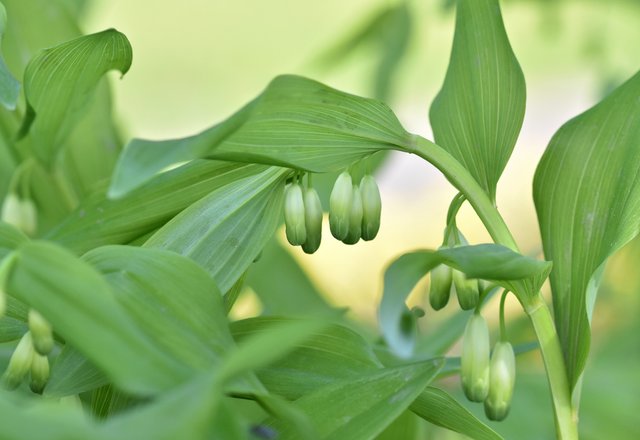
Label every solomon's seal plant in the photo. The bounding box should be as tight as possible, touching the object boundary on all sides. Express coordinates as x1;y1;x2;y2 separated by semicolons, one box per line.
0;0;637;439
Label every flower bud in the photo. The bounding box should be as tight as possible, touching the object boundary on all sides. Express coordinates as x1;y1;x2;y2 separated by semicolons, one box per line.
359;175;381;241
484;341;516;421
2;332;35;390
1;193;22;229
28;309;54;355
453;269;479;310
284;183;307;246
342;184;363;245
302;187;323;254
329;172;353;240
29;353;50;394
429;262;452;311
461;313;490;402
20;199;37;236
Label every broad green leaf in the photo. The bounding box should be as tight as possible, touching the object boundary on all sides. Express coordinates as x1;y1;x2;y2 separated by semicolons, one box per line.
533;69;640;389
83;246;235;372
375;410;421;440
265;360;443;440
0;316;26;342
0;3;19;110
430;0;525;201
144;166;287;292
246;238;337;317
0;221;27;257
109;75;410;197
411;387;503;440
231;317;381;399
7;241;192;395
379;246;549;357
19;28;132;164
91;385;141;420
47;161;266;254
45;345;109;397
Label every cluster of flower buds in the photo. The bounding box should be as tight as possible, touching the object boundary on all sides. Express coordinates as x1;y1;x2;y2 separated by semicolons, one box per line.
284;179;323;254
460;312;516;421
429;254;479;311
1;328;51;394
1;193;37;236
329;171;381;245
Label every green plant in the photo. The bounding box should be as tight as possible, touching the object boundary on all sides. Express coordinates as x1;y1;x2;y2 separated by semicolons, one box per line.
1;0;639;439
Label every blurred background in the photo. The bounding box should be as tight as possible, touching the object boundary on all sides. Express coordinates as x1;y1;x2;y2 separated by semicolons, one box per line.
17;0;640;438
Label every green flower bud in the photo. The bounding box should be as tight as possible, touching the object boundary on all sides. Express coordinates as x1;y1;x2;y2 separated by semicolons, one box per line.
453;269;479;310
329;172;353;240
284;183;307;246
20;199;37;236
302;187;323;254
1;193;22;229
28;309;54;355
2;332;35;390
359;175;381;241
484;341;516;421
461;313;490;402
429;262;452;311
29;353;50;394
342;184;363;245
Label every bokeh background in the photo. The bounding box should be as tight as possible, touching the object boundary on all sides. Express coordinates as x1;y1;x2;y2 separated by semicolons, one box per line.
67;0;640;438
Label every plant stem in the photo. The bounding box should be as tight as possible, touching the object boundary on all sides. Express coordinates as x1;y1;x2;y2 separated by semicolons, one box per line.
409;135;578;439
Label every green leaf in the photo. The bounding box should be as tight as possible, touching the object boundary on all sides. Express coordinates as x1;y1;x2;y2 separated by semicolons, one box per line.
0;316;27;342
265;360;443;440
379;246;550;357
7;241;192;395
0;3;19;110
144;166;287;292
231;317;381;399
47;161;266;254
109;75;410;197
410;387;503;440
45;345;109;397
0;222;27;258
533;69;640;390
19;28;132;164
430;0;525;201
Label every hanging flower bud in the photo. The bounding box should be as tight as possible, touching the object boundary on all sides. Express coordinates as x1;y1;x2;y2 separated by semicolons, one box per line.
484;341;516;421
302;187;323;254
2;332;35;389
20;199;37;236
0;252;17;320
284;183;307;246
28;309;54;355
29;353;50;394
453;269;479;310
359;175;381;241
461;313;490;402
342;184;363;245
1;193;22;229
329;172;353;240
429;262;452;311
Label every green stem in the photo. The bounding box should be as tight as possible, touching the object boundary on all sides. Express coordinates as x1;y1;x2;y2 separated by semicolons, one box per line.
408;135;578;439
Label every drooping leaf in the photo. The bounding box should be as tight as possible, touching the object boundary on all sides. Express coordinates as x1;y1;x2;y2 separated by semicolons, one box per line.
265;360;443;440
410;387;503;440
45;345;109;397
375;410;420;440
144;166;287;292
7;241;192;395
19;28;132;164
533;69;640;390
379;246;550;357
109;75;410;197
0;3;20;110
430;0;526;201
231;317;381;399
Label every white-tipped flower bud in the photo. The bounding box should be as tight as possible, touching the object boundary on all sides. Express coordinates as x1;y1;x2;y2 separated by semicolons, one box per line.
461;313;490;402
284;183;307;246
302;187;323;254
28;309;54;355
29;353;50;394
484;341;516;421
20;199;37;236
453;269;479;310
329;172;353;240
2;332;35;389
342;184;363;245
1;194;22;229
429;261;452;311
359;175;381;241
